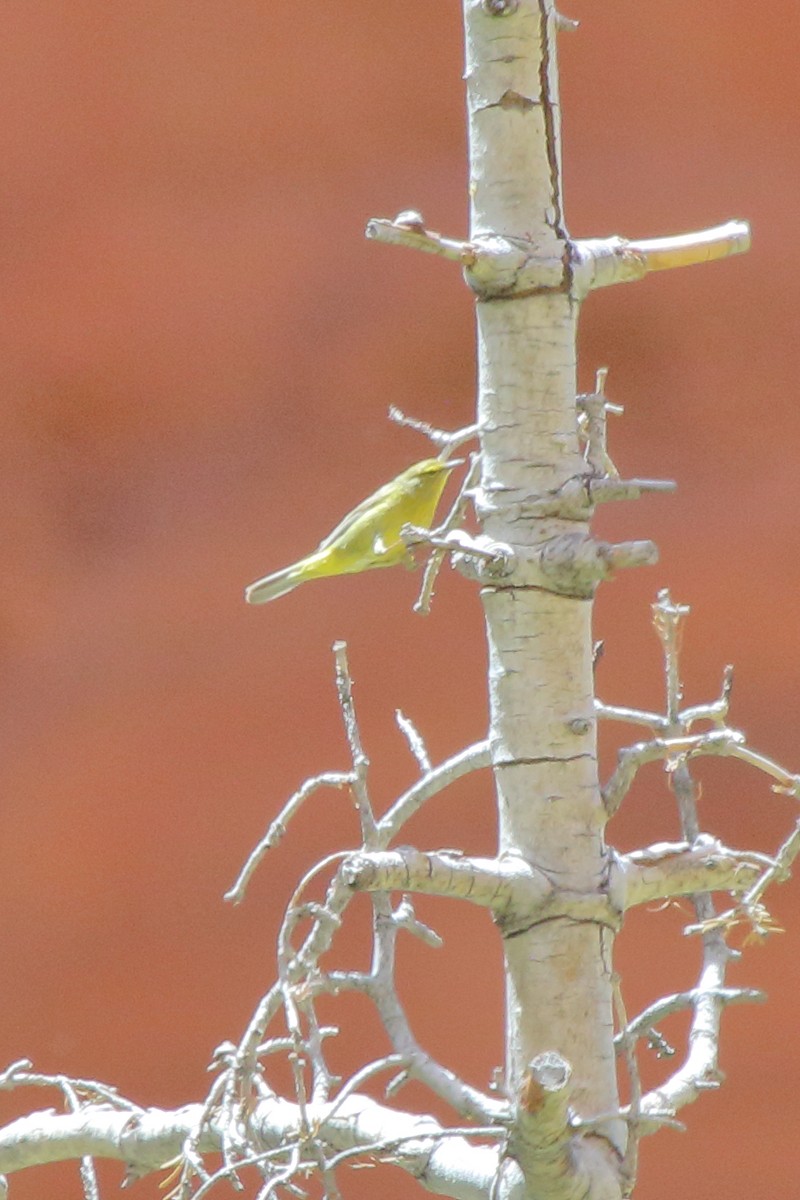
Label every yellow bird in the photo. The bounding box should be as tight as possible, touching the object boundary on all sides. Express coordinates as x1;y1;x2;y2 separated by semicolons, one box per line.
245;457;459;605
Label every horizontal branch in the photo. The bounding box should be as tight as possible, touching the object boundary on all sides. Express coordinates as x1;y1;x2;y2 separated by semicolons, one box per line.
624;222;751;273
0;1104;204;1179
595;700;669;733
365;211;474;264
620;838;764;909
342;847;619;935
573;221;751;294
0;1095;509;1200
343;847;540;908
475;474;675;524
685;817;800;939
454;529;658;597
366;213;750;302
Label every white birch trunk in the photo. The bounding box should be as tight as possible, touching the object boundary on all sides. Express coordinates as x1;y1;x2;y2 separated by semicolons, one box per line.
464;0;622;1160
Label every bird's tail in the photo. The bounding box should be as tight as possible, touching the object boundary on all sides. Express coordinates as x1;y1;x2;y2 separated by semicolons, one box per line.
245;563;304;605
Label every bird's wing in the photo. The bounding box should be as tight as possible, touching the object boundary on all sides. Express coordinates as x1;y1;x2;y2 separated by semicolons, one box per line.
316;476;401;551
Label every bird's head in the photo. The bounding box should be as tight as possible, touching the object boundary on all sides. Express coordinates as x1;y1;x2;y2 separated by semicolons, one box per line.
405;457;464;486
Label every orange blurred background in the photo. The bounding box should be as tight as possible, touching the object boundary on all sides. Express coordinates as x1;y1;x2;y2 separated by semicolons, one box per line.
0;1;797;1196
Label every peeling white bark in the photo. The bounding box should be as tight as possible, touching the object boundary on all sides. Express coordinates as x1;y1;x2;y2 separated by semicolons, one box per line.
463;1;624;1173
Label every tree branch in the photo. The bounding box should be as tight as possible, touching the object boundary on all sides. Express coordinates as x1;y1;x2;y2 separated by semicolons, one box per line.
0;1095;510;1200
620;838;765;909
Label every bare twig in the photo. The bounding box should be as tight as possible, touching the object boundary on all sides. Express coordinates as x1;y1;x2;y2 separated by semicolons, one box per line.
365;211;475;263
0;1061;142;1112
637;593;737;1120
225;771;353;903
395;710;431;773
595;701;669;733
576;366;622;478
616;987;766;1051
334;641;377;847
409;452;482;615
391;895;444;949
388;405;479;458
602;728;745;815
323;1055;406;1122
612;979;640;1197
378;740;490;843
